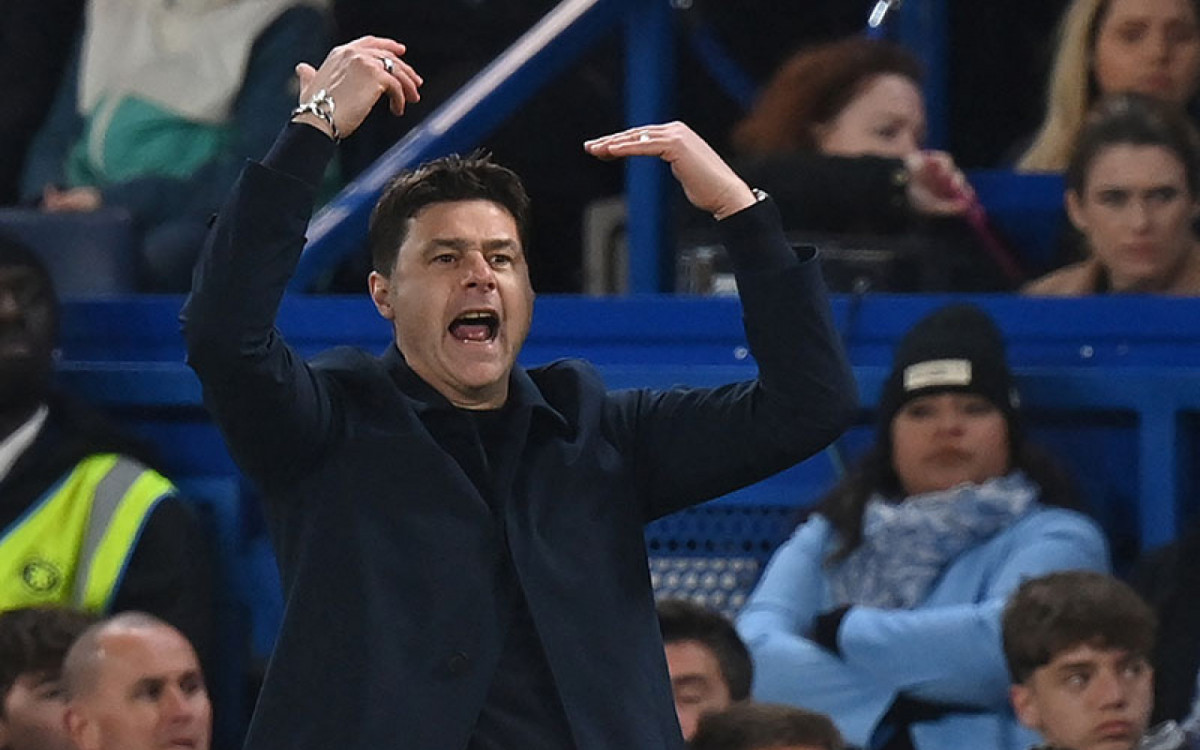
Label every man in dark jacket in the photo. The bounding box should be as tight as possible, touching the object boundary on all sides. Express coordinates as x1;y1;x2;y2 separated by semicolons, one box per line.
181;36;856;750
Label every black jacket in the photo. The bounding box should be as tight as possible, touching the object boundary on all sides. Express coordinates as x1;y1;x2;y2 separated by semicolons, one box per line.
181;124;856;750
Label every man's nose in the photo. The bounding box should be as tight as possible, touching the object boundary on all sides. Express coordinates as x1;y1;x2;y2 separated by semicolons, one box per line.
1129;200;1152;232
0;288;24;319
1095;669;1130;707
461;253;496;289
1150;30;1172;61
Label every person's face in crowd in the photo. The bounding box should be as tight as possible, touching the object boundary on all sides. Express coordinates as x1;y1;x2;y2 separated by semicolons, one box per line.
66;625;210;750
890;392;1010;497
664;639;734;741
814;73;926;159
0;672;75;750
369;199;534;410
1010;643;1153;750
0;263;56;414
1093;0;1200;105
1067;143;1199;291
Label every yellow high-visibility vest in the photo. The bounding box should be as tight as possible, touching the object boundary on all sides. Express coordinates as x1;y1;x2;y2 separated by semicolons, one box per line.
0;453;175;612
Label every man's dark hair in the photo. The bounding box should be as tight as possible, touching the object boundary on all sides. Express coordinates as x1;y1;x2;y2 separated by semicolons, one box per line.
690;702;844;750
367;150;531;275
1002;570;1156;685
0;607;96;708
657;598;752;701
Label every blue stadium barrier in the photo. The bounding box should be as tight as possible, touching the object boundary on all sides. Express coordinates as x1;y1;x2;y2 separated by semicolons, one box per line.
54;294;1200;739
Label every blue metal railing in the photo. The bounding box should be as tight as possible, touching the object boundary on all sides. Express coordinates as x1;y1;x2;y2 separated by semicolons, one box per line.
293;0;949;293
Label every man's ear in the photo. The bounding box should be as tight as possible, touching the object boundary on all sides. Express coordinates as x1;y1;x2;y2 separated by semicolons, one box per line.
368;271;394;321
65;705;98;750
1010;683;1040;731
1065;189;1088;235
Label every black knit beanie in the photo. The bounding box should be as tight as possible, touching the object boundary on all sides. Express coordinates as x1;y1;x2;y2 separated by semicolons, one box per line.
877;304;1020;443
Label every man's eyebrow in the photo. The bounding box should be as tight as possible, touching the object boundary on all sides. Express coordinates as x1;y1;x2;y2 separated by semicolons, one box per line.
670;674;711;687
425;237;520;252
1050;658;1098;673
128;676;165;695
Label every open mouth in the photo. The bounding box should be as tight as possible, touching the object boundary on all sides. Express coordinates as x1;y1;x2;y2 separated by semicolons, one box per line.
449;311;499;343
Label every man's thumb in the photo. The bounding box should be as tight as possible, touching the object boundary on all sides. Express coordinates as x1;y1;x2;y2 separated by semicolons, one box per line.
295;63;317;93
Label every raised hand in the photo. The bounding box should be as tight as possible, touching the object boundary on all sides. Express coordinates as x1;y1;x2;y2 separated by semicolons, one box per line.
584;122;756;220
904;150;974;217
292;36;423;140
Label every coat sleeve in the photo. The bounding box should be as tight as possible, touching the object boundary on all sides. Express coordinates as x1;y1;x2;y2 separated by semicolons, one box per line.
179;124;342;487
833;509;1111;708
737;516;833;638
620;197;857;521
735;517;897;747
18;35;84;202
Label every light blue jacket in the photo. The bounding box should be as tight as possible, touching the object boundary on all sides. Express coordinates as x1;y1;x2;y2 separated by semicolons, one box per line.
737;504;1110;750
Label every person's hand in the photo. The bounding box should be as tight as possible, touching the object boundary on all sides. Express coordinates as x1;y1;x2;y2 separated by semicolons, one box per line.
904;150;974;217
42;186;101;213
293;35;423;140
584;122;756;220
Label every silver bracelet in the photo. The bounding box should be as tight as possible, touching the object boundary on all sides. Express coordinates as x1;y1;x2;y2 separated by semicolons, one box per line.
291;88;340;141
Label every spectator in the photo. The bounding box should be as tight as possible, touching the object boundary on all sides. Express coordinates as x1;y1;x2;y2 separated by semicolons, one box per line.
1024;93;1200;294
737;303;1110;750
1018;0;1200;172
690;702;844;750
62;612;210;750
1003;570;1200;750
726;38;1010;292
1130;517;1200;727
0;607;95;750
0;232;210;655
18;0;329;291
658;599;754;741
731;38;970;235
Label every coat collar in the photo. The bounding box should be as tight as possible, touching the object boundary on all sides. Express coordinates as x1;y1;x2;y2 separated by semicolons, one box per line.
380;344;569;432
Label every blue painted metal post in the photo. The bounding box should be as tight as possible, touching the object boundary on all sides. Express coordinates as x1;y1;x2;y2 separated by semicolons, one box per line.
1140;400;1179;549
895;0;949;150
625;0;676;293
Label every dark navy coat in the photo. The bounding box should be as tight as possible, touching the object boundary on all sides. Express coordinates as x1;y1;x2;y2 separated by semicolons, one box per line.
182;125;856;750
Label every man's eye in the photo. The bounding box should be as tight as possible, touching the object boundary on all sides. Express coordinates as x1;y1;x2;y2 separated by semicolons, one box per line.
433;254;456;264
1148;187;1180;204
490;254;512;267
1118;25;1147;44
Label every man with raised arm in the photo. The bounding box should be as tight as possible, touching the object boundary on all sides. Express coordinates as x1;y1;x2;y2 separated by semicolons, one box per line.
180;35;855;750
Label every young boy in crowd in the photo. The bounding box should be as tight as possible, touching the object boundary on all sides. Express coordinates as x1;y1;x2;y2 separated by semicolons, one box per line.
1003;570;1200;750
